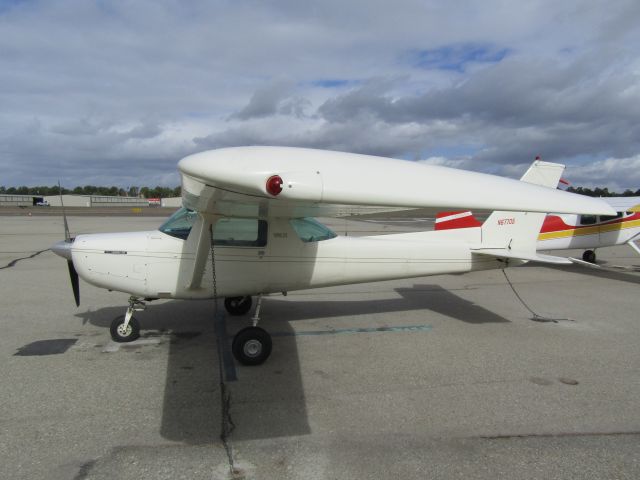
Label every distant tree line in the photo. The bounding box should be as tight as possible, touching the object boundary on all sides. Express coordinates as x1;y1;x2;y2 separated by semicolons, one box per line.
565;186;640;197
2;184;639;198
0;185;182;198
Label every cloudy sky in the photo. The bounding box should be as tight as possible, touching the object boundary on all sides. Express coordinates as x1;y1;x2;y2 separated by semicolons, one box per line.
2;0;640;190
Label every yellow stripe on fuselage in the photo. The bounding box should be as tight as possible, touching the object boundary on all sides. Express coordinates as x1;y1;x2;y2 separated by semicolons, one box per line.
600;218;640;233
537;219;640;241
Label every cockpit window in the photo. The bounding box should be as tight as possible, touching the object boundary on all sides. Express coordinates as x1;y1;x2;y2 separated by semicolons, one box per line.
159;208;267;246
290;218;337;243
579;215;597;225
599;212;623;222
159;208;198;240
214;218;267;247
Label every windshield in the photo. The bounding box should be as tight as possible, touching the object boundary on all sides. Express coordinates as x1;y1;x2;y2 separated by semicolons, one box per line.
159;208;198;240
290;218;337;243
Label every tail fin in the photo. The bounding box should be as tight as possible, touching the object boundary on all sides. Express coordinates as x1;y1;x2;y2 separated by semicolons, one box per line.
472;160;572;264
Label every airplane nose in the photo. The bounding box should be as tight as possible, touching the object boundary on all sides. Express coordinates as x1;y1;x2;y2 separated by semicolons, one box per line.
51;239;73;260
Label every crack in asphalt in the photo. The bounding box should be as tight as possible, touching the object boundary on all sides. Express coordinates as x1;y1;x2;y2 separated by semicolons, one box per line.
0;248;49;270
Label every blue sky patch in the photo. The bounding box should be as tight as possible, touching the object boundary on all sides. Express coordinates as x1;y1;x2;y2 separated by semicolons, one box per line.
0;0;29;14
411;44;509;72
311;79;356;88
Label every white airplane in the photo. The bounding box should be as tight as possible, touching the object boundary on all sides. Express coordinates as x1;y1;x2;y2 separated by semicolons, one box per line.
52;148;614;365
536;197;640;263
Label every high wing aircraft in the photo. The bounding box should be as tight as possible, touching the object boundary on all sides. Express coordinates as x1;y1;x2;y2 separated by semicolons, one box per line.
52;147;615;365
537;197;640;263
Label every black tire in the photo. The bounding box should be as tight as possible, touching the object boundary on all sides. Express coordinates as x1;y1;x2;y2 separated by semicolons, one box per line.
224;296;252;316
582;250;596;263
110;315;140;343
232;326;272;365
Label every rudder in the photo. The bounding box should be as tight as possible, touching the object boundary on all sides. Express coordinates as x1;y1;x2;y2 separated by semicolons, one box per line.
480;160;565;252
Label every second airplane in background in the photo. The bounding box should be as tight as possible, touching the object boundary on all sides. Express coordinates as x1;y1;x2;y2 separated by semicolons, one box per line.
437;197;640;263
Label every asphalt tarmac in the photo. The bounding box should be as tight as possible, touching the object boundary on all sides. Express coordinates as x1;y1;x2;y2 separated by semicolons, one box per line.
1;214;639;479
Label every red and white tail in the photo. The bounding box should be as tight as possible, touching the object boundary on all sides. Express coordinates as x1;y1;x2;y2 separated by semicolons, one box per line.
434;211;481;231
435;160;574;265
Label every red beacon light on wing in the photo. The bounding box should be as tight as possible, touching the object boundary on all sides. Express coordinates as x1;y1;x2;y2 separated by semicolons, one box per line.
266;175;283;196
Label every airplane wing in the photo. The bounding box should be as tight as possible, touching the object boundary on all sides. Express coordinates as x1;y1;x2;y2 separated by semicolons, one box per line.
179;147;615;218
603;196;640;213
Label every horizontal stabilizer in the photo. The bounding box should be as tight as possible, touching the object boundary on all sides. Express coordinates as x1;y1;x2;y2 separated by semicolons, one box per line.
471;247;573;265
568;257;603;268
435;211;481;231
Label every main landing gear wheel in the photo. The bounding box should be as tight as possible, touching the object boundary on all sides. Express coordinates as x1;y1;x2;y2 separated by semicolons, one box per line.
582;250;597;263
110;315;140;342
232;326;272;366
224;296;253;316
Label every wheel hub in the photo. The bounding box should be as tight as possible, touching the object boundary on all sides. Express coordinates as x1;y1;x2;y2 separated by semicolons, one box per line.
244;339;262;357
117;324;132;337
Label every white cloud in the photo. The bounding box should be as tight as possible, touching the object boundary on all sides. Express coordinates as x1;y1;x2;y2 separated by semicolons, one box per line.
564;155;640;191
1;0;640;190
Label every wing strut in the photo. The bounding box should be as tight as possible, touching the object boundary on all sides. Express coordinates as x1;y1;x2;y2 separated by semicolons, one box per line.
186;214;215;290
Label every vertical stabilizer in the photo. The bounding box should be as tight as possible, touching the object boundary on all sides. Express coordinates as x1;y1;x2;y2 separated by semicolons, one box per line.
480;160;565;252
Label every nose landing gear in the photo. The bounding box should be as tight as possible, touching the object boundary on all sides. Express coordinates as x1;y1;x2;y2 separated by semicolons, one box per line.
110;296;145;342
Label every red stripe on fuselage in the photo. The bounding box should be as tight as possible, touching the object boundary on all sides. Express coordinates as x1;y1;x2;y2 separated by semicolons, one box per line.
541;212;640;233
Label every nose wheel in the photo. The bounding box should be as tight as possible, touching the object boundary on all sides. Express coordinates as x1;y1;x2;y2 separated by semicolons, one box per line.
110;296;145;342
110;315;140;342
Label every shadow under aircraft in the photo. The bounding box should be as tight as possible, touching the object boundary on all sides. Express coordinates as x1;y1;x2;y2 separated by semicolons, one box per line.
74;282;510;444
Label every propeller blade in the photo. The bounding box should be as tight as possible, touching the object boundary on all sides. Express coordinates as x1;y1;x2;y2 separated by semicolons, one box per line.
55;182;78;306
58;180;71;242
67;259;80;307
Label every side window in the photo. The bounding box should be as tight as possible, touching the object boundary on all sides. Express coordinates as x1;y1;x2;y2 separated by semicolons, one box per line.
290;218;337;243
579;215;597;225
599;212;623;223
213;218;268;247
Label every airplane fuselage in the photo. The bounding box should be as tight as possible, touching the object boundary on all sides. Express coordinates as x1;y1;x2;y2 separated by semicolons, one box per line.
71;217;502;300
537;212;640;251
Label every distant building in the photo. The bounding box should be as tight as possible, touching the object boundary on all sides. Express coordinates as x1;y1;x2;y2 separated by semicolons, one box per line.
43;195;148;207
0;194;34;207
88;195;148;207
161;197;182;208
1;193;181;208
44;194;91;207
